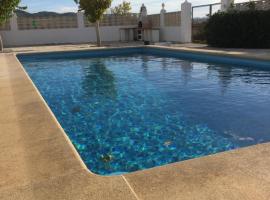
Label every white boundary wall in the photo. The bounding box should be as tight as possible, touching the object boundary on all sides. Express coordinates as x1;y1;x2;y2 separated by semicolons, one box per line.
162;27;182;42
1;26;134;47
160;1;192;43
0;1;192;47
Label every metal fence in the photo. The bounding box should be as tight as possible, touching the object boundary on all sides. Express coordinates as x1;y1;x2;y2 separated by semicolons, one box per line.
192;0;270;20
147;14;160;28
14;13;139;30
17;15;78;30
147;11;181;28
191;3;220;42
191;0;270;42
84;14;139;27
235;0;270;11
164;12;181;26
0;12;185;30
1;11;183;31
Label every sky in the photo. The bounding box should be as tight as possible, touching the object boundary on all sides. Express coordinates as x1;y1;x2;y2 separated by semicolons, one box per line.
20;0;248;16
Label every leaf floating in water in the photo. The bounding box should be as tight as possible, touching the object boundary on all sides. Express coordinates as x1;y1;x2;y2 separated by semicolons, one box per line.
101;154;114;163
71;106;81;114
130;127;140;133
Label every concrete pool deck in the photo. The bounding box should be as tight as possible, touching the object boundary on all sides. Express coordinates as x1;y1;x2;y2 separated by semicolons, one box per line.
5;42;270;61
1;44;270;199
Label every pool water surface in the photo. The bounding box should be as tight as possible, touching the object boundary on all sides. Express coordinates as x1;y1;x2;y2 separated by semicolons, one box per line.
19;50;270;175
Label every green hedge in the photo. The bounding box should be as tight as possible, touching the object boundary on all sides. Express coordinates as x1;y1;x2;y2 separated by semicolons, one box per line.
192;22;207;43
205;10;270;48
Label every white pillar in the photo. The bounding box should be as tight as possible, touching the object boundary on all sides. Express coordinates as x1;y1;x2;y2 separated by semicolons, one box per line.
139;4;148;20
139;4;148;41
10;14;18;31
221;0;234;12
180;0;192;43
160;3;166;42
77;11;85;29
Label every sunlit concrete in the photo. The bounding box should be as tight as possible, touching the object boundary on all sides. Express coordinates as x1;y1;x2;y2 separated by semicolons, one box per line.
0;44;270;200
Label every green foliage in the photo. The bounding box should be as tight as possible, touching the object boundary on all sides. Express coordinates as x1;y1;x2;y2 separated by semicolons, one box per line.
247;1;256;10
205;10;270;48
0;0;20;25
192;22;207;44
111;1;131;16
74;0;112;23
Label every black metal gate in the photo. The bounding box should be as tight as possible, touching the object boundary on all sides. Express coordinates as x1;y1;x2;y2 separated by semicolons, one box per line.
191;2;221;43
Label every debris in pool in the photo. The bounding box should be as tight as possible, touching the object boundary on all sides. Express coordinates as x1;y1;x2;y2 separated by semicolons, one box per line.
223;131;255;142
101;154;114;163
164;141;172;147
71;106;81;114
74;142;86;151
130;127;140;132
237;137;255;142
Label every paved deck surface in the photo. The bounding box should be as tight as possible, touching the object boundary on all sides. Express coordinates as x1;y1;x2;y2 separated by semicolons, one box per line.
1;44;270;199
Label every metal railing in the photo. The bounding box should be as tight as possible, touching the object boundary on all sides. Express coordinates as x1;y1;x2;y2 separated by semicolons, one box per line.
164;11;181;26
191;0;270;42
192;2;221;20
84;14;139;27
17;15;78;30
147;11;181;28
147;14;160;28
192;0;270;21
235;0;270;11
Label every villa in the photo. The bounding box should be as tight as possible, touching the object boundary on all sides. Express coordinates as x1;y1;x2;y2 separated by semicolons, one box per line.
1;0;270;199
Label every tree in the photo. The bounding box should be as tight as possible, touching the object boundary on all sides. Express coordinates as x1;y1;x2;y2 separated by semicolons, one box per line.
111;1;131;16
247;1;256;10
0;0;22;52
74;0;112;47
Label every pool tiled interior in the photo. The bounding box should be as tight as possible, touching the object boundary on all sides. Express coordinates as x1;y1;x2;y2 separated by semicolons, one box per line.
1;46;270;200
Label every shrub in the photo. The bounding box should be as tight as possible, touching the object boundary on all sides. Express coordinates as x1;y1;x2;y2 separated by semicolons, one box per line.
205;10;270;48
192;22;207;43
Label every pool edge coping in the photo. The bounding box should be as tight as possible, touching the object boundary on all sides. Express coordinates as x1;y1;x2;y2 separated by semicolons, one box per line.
15;45;270;62
2;46;270;199
15;45;270;177
148;45;270;62
13;45;270;177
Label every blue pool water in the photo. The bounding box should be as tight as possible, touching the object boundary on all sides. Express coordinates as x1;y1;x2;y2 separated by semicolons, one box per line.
19;48;270;175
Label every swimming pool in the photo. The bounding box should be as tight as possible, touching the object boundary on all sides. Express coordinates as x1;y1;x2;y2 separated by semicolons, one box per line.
18;47;270;175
